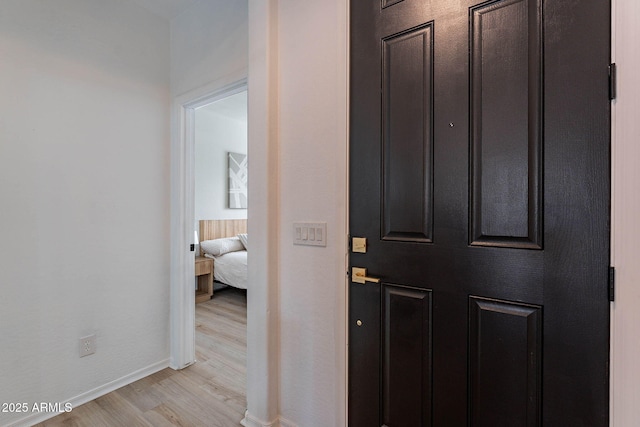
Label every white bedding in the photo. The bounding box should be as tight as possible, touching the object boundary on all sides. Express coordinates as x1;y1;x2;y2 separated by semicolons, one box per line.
205;250;247;290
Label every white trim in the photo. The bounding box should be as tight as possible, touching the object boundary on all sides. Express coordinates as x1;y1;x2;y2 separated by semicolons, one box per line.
241;411;280;427
341;0;351;426
240;411;298;427
609;2;617;426
278;416;298;427
246;0;280;423
169;92;195;369
4;359;169;427
169;77;247;370
610;0;640;425
606;1;618;421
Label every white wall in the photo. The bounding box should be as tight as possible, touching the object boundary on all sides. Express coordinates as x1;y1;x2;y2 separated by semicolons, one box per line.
171;0;248;97
611;0;640;424
195;95;248;225
275;1;349;426
0;1;170;426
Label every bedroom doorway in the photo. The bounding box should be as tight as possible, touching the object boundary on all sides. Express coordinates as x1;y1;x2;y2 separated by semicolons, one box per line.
169;79;247;371
193;94;249;420
169;78;250;423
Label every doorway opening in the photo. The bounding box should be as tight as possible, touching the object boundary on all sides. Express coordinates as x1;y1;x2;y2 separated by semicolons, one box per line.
169;79;247;369
192;91;249;422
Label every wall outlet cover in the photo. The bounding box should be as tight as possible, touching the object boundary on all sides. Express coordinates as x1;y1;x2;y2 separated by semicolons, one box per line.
79;334;96;357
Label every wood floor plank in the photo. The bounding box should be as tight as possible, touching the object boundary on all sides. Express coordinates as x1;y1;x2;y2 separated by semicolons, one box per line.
93;393;153;427
34;289;247;427
38;401;115;427
114;382;166;414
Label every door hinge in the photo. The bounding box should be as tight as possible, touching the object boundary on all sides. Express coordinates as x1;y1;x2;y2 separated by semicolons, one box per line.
609;63;617;100
347;234;352;251
190;244;195;252
609;266;615;302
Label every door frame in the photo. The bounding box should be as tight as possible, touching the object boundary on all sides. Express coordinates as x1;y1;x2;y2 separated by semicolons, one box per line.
169;77;248;370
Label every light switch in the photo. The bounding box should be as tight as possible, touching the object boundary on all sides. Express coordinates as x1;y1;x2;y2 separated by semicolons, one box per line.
293;222;327;247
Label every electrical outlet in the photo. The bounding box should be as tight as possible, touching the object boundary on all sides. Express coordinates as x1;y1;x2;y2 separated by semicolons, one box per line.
79;334;96;358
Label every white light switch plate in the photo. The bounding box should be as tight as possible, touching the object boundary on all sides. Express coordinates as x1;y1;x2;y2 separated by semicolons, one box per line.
293;222;327;247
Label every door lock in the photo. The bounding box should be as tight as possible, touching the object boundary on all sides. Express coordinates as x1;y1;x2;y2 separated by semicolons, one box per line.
352;237;367;253
351;267;380;284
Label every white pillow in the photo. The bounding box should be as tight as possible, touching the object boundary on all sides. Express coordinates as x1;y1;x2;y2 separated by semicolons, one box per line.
237;233;248;250
200;237;244;256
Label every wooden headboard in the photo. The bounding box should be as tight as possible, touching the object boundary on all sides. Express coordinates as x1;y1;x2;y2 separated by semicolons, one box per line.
199;219;247;242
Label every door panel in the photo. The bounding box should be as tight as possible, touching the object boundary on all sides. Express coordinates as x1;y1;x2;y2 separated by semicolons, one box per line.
350;0;610;425
469;297;542;427
382;23;434;242
469;0;542;249
383;286;432;427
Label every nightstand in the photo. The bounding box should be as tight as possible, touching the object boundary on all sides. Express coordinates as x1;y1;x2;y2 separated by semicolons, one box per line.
195;256;214;303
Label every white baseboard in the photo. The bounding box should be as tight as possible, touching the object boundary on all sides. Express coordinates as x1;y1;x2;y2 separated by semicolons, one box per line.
242;411;278;427
241;411;298;427
278;416;297;427
4;359;169;427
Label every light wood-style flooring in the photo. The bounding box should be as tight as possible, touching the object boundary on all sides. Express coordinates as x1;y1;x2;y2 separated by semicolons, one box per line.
36;288;247;427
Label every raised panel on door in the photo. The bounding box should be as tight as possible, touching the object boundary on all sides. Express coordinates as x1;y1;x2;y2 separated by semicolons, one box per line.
469;296;542;427
382;23;434;243
469;0;542;249
382;285;432;426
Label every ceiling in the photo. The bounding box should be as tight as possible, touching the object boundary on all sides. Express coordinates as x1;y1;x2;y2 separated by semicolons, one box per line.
126;0;200;20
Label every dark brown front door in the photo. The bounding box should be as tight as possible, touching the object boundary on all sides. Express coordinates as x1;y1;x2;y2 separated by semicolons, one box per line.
349;0;611;426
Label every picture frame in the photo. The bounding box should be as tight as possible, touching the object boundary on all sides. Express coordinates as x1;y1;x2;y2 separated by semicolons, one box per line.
228;152;248;209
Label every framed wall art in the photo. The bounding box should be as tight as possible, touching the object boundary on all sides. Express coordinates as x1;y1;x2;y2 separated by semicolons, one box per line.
228;152;247;209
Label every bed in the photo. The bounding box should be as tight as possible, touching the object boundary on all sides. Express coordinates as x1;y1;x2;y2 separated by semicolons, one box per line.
199;219;248;290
